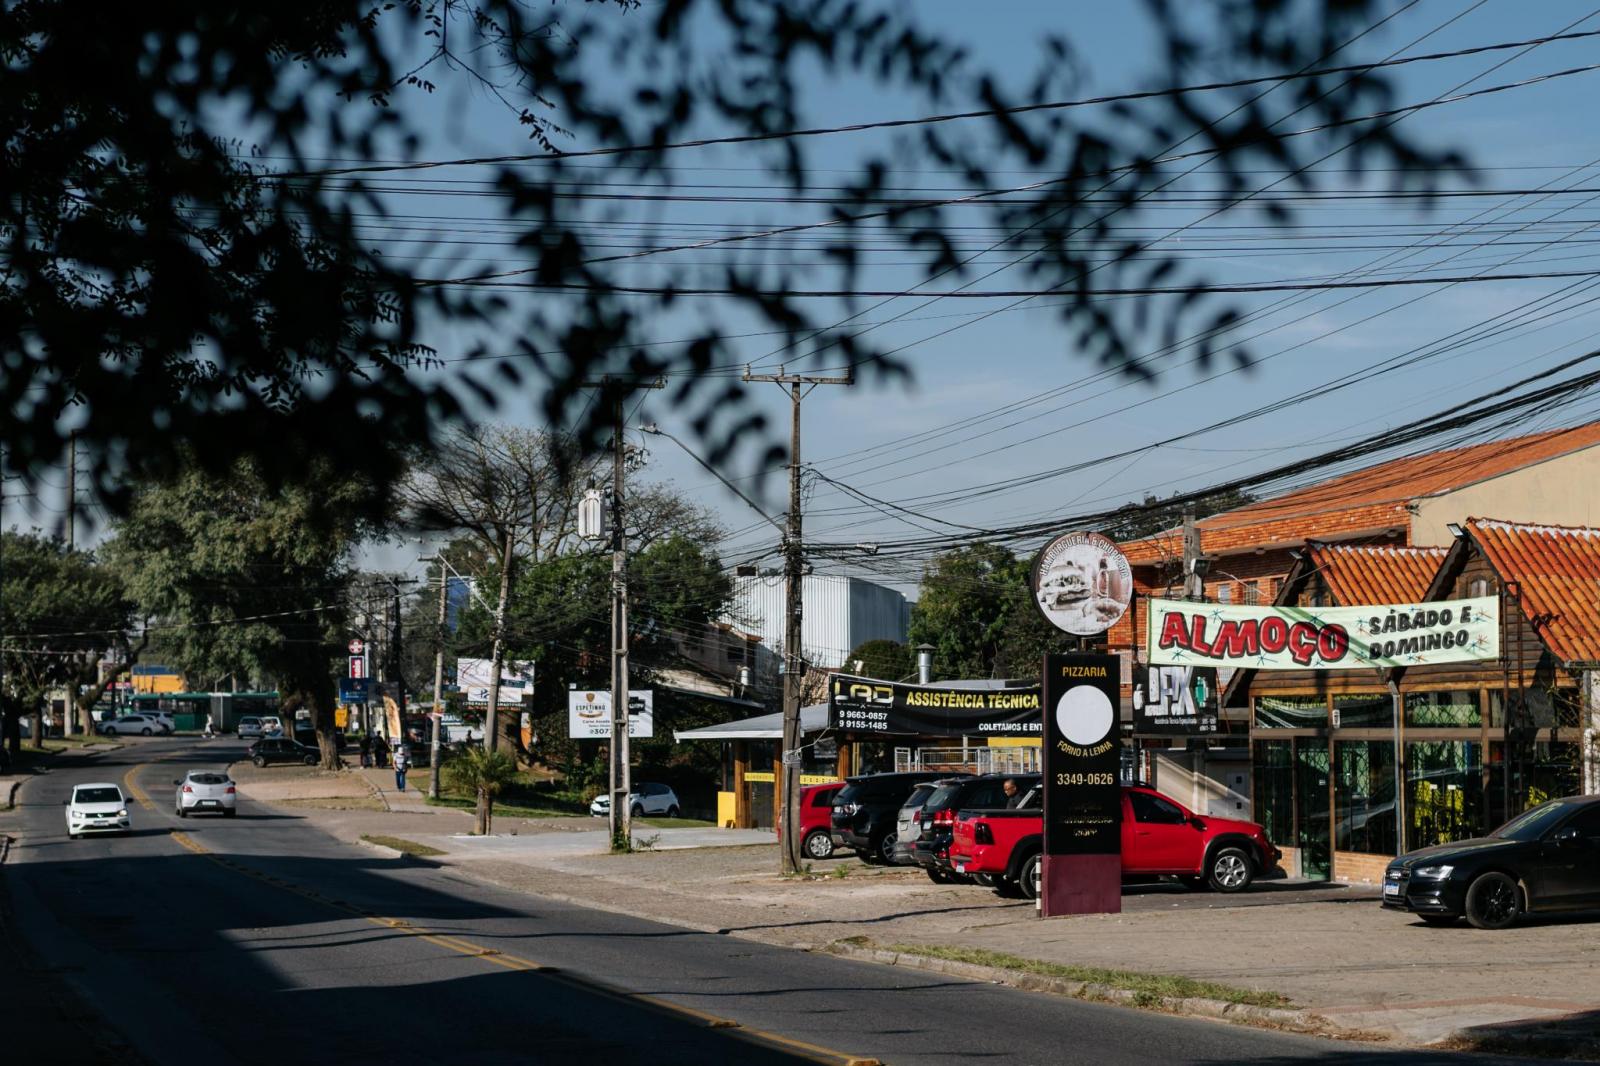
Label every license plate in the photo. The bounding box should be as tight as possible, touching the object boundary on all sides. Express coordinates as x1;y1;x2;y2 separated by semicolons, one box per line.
1383;883;1400;897
955;863;966;873
198;800;220;807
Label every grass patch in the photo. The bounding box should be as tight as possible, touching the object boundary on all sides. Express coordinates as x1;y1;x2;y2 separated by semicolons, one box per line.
879;943;1290;1009
279;796;387;811
637;816;713;829
360;834;445;858
424;794;576;819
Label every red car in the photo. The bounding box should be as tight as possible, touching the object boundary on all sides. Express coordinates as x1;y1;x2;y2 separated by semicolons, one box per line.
950;784;1280;899
779;782;845;861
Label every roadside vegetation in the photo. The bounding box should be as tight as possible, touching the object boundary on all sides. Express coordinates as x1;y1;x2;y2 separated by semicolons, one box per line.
360;835;445;859
877;943;1290;1009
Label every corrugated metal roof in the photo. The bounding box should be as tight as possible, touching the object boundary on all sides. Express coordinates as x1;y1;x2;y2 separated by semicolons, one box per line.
1306;543;1448;606
1467;517;1600;664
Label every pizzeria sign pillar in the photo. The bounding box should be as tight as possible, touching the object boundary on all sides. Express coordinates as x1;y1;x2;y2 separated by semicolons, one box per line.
1032;530;1132;918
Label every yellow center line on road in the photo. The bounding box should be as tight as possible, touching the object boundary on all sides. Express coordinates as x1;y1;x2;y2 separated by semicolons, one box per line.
148;765;877;1066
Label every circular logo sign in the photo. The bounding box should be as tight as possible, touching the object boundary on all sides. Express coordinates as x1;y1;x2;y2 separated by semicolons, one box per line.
1055;685;1115;746
1031;531;1133;637
348;637;365;655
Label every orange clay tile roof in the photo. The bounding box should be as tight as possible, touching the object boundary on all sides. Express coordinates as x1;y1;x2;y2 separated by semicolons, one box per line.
1466;517;1600;665
1121;421;1600;564
1305;543;1448;606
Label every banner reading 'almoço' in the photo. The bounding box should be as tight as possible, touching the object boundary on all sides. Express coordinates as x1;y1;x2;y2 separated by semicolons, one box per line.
1145;596;1499;671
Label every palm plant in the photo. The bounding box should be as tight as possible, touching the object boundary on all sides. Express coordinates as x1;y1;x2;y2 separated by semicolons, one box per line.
444;746;518;836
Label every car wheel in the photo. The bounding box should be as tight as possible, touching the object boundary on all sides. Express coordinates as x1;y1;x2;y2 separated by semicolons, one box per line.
926;865;951;885
666;805;680;819
1464;872;1521;930
1017;853;1042;900
1207;847;1254;893
224;808;237;818
177;806;187;818
253;756;265;767
802;829;835;861
853;848;872;863
1419;914;1460;927
141;727;152;736
972;873;997;888
876;834;897;865
630;804;644;818
303;755;317;766
68;831;79;840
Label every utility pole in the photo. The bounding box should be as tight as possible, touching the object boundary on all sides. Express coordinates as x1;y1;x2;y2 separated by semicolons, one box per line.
428;560;449;799
742;365;852;874
609;391;631;850
66;432;76;551
1181;508;1204;601
483;527;515;756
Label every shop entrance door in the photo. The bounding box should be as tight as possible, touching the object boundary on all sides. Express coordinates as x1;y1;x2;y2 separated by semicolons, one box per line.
1295;738;1331;880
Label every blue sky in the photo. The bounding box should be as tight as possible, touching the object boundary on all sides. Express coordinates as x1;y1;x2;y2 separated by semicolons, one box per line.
13;1;1600;596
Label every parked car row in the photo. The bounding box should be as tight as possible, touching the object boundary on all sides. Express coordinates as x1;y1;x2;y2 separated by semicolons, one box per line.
795;770;1283;901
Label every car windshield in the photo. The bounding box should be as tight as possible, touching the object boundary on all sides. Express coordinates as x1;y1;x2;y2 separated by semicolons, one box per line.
900;785;934;810
74;787;121;804
1490;801;1572;841
921;783;965;811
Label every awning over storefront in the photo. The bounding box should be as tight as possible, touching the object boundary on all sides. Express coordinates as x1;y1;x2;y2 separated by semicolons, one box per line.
673;703;830;742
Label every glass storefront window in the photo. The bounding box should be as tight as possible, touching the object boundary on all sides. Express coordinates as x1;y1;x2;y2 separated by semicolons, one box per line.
1487;740;1582;828
1405;740;1483;848
1405;690;1481;728
1334;739;1396;855
1252;740;1294;854
1333;693;1392;728
1255;696;1327;729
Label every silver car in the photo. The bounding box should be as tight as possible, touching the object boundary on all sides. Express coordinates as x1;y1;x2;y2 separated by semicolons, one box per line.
173;770;237;818
890;782;940;866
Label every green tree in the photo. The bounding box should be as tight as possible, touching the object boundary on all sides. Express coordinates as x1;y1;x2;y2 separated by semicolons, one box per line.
3;3;1464;514
104;458;380;768
444;746;519;836
908;544;1032;681
0;533;142;756
847;640;915;682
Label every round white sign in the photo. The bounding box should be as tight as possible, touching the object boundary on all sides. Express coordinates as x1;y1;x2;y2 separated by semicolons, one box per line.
1055;685;1115;747
1031;531;1133;637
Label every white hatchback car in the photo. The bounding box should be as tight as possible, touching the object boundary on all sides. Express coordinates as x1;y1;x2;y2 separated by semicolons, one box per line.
66;782;131;838
173;770;237;818
589;782;681;819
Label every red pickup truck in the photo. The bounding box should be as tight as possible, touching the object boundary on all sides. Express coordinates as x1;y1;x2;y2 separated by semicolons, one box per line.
950;785;1280;899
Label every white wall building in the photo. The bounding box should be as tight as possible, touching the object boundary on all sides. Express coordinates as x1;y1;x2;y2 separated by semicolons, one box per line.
731;574;909;670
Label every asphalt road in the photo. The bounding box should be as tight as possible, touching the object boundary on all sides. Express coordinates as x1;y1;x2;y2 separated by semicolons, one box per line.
0;739;1548;1066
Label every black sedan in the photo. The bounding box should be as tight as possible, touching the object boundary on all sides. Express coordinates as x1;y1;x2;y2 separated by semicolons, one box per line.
1384;795;1600;929
247;737;322;767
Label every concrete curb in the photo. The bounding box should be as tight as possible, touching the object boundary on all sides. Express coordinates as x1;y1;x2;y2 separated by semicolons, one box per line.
1;780;19;812
817;942;1329;1036
0;835;11;864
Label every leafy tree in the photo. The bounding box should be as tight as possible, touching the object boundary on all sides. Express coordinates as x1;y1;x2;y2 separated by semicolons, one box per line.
444;746;519;836
104;458;381;767
0;533;142;755
2;2;1464;514
908;544;1032;681
847;640;915;682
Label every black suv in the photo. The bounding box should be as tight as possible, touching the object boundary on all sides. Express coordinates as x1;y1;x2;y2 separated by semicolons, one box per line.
831;771;959;864
249;737;322;767
915;773;1040;881
1384;795;1600;929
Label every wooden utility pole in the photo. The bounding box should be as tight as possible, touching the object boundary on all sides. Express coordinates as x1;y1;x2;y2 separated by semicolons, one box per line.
428;560;449;799
742;365;852;875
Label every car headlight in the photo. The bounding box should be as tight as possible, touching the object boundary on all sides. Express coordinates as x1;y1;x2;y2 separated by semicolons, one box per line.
1412;864;1453;880
117;809;128;817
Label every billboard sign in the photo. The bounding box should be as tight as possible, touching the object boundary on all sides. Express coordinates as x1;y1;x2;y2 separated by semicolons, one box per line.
337;678;369;705
827;674;1041;737
1031;532;1133;637
567;689;654;739
1041;653;1122;916
1145;597;1499;671
458;657;535;707
1131;664;1219;735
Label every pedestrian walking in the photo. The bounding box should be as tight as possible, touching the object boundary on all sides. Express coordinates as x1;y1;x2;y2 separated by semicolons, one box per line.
202;713;216;739
359;732;372;769
392;743;410;792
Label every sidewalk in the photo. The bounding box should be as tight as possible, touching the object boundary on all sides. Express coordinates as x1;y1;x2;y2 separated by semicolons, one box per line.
236;769;1600;1055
